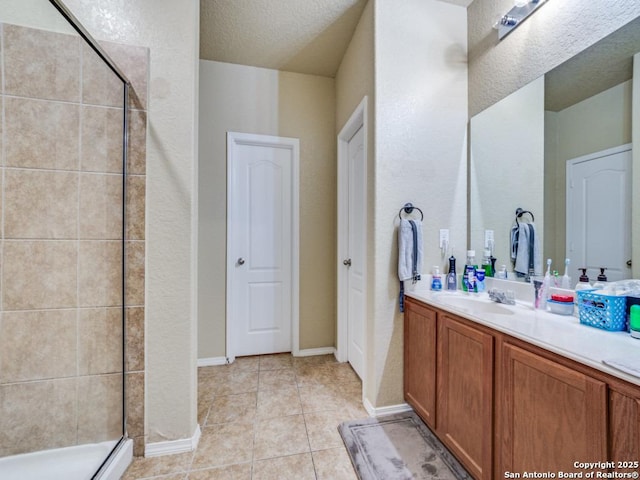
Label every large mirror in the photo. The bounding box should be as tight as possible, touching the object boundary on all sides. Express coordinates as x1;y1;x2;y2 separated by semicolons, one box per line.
470;16;640;285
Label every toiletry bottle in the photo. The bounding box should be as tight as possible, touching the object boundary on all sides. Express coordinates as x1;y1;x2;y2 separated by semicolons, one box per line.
573;268;592;318
476;269;486;292
481;249;494;277
560;258;571;289
446;255;457;291
496;264;507;280
462;250;477;292
630;305;640;339
431;266;442;291
593;268;608;290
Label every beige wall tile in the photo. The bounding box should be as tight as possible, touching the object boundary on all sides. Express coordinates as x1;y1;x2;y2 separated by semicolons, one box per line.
81;106;125;174
125;241;145;306
101;41;149;111
126;372;144;439
3;25;80;102
4;97;80;170
82;43;125;108
3;241;77;310
79;241;123;307
4;169;78;239
0;309;77;383
0;378;77;456
79;307;123;375
125;307;144;372
127;110;147;175
79;173;123;240
77;374;123;443
126;175;145;240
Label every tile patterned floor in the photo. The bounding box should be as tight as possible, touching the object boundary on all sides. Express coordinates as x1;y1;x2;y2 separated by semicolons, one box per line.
123;353;366;479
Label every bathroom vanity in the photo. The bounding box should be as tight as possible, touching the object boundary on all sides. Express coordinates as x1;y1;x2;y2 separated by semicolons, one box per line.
404;290;640;480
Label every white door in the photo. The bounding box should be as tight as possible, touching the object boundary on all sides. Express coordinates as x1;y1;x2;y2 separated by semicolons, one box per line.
566;144;631;283
346;125;366;379
227;132;299;358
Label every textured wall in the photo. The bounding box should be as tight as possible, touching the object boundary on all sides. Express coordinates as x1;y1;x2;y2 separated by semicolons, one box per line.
198;61;337;358
373;0;468;407
335;0;375;402
64;0;200;446
468;0;640;116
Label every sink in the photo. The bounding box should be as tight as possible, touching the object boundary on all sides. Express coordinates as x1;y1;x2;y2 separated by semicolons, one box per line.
437;295;516;316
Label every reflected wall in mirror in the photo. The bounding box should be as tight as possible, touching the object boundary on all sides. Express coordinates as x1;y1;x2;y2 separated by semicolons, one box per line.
470;16;640;284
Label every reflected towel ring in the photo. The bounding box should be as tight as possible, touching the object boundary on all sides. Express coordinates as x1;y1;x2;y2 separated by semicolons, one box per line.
515;207;534;226
399;202;424;221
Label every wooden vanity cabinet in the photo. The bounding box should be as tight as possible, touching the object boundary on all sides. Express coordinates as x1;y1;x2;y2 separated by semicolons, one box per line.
403;297;437;428
608;384;640;470
437;314;494;480
500;342;607;474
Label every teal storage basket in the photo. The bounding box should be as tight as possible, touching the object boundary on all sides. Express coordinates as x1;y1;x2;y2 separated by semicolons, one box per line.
576;290;627;331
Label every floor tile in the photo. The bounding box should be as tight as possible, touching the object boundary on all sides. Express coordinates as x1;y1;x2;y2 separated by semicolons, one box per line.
122;452;192;479
256;385;301;419
191;422;254;470
205;392;257;425
208;371;258;396
252;453;316;480
299;383;343;413
312;447;358;480
186;463;251;480
292;354;337;368
229;356;260;371
294;364;334;387
258;368;296;389
304;410;346;451
253;414;310;460
259;353;293;370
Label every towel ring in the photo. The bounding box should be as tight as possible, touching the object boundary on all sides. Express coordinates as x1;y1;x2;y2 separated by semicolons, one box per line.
399;202;424;221
515;207;534;226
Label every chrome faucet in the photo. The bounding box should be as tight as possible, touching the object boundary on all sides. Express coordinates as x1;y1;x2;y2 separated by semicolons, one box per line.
488;288;516;305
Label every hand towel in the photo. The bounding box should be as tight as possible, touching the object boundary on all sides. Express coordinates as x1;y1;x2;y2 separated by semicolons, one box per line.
398;219;423;282
512;222;541;276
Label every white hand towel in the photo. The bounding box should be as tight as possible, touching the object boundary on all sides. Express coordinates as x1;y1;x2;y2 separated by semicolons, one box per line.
398;219;423;282
513;222;542;276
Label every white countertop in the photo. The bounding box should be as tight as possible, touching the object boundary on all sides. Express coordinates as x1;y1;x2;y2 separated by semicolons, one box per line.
405;287;640;387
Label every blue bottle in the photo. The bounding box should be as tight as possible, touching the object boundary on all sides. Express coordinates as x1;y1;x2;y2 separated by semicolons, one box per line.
431;266;442;291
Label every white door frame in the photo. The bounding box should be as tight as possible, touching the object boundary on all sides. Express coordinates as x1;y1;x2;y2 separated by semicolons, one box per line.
337;97;368;370
226;132;300;363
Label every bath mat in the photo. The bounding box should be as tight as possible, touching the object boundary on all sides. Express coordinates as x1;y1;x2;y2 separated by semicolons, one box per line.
338;411;471;480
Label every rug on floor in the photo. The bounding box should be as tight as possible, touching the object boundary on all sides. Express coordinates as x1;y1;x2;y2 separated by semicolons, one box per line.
338;411;472;480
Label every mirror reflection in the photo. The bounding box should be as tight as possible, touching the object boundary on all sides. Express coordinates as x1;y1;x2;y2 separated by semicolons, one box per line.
470;16;640;285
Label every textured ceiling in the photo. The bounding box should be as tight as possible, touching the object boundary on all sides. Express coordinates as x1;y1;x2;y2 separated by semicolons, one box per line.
200;0;368;77
545;16;640;111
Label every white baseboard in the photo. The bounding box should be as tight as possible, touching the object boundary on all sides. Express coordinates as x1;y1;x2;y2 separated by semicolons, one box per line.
294;347;336;357
197;356;228;367
145;424;201;457
363;397;413;417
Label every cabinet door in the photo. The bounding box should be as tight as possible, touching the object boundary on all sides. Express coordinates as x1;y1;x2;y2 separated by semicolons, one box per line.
501;343;607;474
609;388;640;472
437;315;493;480
404;298;437;428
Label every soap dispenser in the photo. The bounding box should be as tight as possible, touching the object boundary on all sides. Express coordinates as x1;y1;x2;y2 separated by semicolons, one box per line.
593;268;608;290
575;269;592;291
446;255;457;291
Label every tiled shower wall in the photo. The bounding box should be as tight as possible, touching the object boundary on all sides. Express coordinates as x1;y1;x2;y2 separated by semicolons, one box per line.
0;24;147;457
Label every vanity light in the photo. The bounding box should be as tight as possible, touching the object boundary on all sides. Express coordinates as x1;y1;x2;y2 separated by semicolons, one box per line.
494;0;549;41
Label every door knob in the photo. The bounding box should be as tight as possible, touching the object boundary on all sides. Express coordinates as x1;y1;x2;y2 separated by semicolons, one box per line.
237;258;245;265
627;259;632;267
343;259;352;266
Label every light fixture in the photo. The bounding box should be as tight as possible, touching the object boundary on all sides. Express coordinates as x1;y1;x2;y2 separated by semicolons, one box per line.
493;0;549;41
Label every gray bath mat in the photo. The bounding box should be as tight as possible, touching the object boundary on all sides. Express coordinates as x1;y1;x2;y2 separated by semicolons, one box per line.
338;411;471;480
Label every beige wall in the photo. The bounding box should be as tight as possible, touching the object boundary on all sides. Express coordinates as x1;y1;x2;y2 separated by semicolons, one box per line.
372;0;468;407
335;0;375;402
545;81;632;269
64;0;200;446
198;61;337;359
634;53;640;278
469;0;640;116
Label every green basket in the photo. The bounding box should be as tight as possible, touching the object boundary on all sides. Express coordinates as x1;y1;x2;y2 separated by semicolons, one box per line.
576;290;627;331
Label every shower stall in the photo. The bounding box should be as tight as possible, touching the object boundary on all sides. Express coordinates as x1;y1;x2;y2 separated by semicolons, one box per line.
0;1;142;478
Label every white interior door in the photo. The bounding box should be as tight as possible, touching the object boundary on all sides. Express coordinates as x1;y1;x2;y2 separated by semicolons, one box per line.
345;125;365;379
566;144;631;283
227;132;299;358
